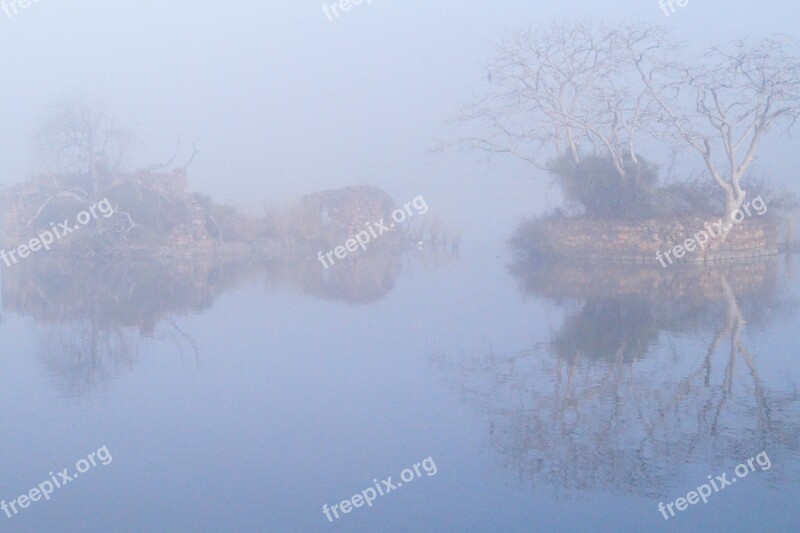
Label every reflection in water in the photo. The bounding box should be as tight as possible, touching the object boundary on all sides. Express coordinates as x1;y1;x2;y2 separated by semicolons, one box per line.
2;256;263;396
37;322;138;397
551;296;658;363
432;258;800;498
264;245;460;304
1;245;459;395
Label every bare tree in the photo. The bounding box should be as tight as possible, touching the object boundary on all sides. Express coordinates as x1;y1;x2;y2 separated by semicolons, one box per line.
450;22;800;228
633;33;800;225
142;134;201;174
448;21;656;180
36;97;134;194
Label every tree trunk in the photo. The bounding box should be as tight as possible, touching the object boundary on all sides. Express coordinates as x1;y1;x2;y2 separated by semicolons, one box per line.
718;189;746;242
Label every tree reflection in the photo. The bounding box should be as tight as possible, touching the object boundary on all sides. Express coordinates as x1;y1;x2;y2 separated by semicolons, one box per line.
37;321;137;397
2;256;261;396
2;245;459;394
432;258;800;497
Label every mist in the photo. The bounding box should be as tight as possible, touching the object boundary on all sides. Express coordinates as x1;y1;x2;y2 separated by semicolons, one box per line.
1;0;797;238
1;2;800;531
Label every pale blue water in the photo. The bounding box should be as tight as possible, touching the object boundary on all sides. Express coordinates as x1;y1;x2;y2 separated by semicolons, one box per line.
0;241;798;532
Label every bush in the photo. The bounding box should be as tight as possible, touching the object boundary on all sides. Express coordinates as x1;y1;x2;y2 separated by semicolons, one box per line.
193;193;257;242
651;171;798;219
548;154;658;220
106;180;190;234
652;178;723;217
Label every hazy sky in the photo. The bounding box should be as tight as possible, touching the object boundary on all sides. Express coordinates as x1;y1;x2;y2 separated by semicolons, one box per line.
1;0;798;237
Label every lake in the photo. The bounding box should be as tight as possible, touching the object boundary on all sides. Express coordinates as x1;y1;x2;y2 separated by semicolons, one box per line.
1;239;798;532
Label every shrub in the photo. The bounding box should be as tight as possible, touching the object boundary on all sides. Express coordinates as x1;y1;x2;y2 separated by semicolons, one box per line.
652;178;724;218
547;154;658;220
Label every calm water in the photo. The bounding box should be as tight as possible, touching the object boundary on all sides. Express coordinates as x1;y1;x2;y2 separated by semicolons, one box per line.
1;240;798;532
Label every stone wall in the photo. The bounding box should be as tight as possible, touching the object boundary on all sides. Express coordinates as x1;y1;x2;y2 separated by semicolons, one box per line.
519;216;779;263
299;185;397;242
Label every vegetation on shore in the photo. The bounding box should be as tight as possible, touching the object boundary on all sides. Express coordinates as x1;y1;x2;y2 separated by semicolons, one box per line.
445;20;800;258
0;97;457;259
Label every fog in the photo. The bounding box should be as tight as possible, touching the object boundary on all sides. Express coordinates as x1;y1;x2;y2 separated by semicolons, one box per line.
2;0;797;238
2;3;800;531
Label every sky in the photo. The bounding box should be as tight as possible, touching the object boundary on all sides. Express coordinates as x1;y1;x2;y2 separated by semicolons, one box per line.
1;0;798;238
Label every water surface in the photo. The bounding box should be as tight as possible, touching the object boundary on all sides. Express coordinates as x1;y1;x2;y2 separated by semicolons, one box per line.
1;242;798;532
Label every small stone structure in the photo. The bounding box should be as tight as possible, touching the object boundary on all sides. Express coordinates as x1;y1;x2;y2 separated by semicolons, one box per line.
299;185;397;242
